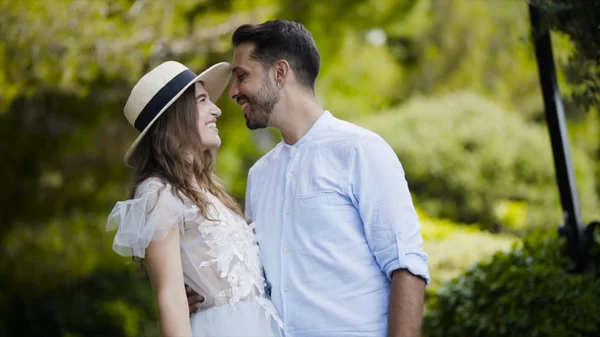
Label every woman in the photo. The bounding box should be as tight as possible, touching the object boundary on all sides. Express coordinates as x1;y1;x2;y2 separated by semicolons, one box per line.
106;61;283;337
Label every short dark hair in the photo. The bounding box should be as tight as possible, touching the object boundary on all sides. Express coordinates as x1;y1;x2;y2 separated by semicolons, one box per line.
232;19;321;90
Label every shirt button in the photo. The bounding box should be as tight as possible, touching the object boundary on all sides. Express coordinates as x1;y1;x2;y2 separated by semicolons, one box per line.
283;247;289;253
284;286;289;292
285;209;290;215
397;231;403;240
288;173;293;179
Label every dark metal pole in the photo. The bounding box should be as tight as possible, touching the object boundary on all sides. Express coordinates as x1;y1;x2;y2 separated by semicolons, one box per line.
528;4;586;271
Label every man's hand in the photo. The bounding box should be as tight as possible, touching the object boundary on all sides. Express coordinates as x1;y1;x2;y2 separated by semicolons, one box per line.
185;285;205;317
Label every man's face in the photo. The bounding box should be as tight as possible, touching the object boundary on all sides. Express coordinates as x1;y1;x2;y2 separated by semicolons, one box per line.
228;43;280;130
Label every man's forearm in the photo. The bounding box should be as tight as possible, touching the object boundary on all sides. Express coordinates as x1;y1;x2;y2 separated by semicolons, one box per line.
388;269;426;337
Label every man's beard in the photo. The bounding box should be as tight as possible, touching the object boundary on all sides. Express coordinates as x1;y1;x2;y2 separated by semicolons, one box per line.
244;78;280;130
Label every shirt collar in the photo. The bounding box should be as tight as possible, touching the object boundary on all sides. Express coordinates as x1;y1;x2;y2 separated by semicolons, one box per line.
283;110;333;150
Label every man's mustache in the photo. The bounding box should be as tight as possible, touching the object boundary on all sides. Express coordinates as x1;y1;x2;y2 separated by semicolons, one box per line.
236;95;250;104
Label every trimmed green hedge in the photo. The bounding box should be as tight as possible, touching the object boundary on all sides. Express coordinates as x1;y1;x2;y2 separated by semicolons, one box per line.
417;207;516;291
357;92;599;232
423;233;600;337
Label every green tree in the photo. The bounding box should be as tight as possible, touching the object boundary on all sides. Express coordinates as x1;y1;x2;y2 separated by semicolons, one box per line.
356;91;599;232
1;0;597;335
382;0;575;119
0;1;277;335
528;0;600;110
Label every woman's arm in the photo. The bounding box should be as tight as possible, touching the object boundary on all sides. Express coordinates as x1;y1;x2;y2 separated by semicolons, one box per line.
145;227;192;337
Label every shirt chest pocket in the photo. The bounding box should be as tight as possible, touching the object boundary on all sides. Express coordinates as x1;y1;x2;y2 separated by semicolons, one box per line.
296;191;357;224
295;191;361;242
297;191;352;209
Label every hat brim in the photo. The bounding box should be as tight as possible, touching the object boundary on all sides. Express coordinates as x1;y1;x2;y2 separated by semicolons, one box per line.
123;62;232;167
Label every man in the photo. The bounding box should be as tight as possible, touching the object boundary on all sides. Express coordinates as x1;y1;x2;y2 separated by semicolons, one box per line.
188;19;430;337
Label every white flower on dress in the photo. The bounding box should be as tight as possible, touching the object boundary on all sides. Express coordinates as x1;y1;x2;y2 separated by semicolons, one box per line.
195;202;267;305
227;271;238;284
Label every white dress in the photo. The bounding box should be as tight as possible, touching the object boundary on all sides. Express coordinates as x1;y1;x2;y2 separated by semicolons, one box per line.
106;177;283;337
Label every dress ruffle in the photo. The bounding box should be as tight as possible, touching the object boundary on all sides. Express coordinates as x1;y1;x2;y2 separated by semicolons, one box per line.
106;179;194;258
106;177;284;333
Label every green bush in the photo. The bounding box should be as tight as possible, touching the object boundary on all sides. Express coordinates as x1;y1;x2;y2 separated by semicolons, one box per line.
417;207;516;291
0;215;160;337
0;268;158;337
423;233;600;337
356;92;599;232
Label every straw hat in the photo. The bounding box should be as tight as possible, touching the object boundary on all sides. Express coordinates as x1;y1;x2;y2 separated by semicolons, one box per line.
122;61;231;166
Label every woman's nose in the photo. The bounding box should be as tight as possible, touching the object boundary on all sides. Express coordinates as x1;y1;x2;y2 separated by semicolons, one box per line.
210;103;222;117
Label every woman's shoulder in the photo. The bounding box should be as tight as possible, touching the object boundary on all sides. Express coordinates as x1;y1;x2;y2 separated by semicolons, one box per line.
134;176;169;197
107;177;188;258
134;177;193;212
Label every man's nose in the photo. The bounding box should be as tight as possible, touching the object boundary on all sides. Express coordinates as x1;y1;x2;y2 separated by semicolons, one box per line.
228;81;238;101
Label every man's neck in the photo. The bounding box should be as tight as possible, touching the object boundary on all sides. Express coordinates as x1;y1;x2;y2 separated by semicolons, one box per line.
271;95;324;146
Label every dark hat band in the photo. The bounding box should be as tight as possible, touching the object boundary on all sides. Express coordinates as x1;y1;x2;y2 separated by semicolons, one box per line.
134;69;197;132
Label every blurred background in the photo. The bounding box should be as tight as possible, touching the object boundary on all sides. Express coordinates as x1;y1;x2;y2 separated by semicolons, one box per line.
1;0;598;336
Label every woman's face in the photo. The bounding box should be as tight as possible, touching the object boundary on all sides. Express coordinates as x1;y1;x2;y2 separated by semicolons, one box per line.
195;82;222;149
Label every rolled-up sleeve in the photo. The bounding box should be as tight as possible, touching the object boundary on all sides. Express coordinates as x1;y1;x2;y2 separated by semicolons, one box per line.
348;136;430;284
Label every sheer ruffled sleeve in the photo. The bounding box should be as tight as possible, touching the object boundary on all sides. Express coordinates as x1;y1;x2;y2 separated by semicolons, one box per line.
106;179;185;258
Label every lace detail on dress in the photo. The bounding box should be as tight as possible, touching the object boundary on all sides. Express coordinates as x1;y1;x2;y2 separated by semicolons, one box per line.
108;178;284;330
254;296;284;328
195;203;284;328
196;204;264;303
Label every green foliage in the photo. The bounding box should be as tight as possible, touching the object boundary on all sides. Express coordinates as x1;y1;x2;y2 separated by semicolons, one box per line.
277;0;419;118
0;213;159;336
528;0;600;110
493;200;529;231
0;268;158;337
382;0;575;119
0;0;273;233
0;0;598;336
0;2;275;336
356;92;599;231
418;208;516;291
277;0;577;122
423;233;600;337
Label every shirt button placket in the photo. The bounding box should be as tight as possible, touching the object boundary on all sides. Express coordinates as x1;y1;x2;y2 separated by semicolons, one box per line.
281;146;296;328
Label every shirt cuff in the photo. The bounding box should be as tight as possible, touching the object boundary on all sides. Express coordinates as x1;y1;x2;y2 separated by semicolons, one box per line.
386;239;430;285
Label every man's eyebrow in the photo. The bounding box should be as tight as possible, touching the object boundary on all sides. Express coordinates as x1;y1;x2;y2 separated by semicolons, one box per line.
195;93;207;99
231;66;246;73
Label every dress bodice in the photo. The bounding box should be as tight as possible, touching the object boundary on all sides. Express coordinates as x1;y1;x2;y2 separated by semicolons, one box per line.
107;178;281;325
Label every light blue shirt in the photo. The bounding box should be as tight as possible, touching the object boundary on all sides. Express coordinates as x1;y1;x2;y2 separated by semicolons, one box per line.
245;111;430;337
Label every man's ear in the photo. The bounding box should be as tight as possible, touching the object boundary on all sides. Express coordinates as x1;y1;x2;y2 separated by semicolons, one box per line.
274;59;290;82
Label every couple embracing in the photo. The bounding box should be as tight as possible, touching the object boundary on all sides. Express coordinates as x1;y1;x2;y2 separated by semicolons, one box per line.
107;19;430;337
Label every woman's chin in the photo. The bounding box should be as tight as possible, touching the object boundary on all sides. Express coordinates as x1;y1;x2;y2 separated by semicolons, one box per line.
202;138;221;150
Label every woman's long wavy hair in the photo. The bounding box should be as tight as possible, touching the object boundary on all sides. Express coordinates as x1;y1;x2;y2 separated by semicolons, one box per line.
128;84;243;224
